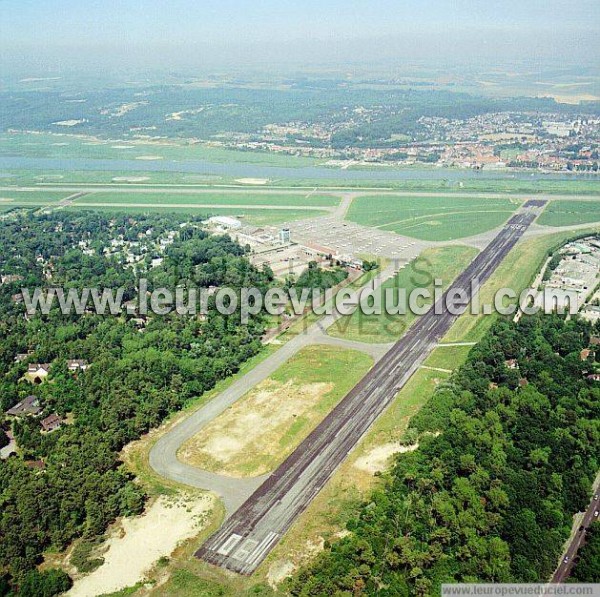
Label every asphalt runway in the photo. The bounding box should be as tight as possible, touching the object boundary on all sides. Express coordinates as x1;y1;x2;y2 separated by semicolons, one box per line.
197;203;545;575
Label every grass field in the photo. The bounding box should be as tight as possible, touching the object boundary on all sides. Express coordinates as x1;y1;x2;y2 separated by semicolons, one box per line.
72;190;339;207
0;190;70;204
0;132;320;168
327;245;479;343
1;164;599;197
423;344;474;371
64;205;325;226
0;169;235;186
537;200;600;227
178;345;373;477
346;195;521;240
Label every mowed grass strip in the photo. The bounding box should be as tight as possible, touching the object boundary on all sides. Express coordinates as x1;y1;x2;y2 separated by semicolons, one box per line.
423;344;474;371
537;200;600;227
327;245;479;343
64;204;325;226
74;191;339;207
0;190;71;204
346;195;521;241
178;345;373;478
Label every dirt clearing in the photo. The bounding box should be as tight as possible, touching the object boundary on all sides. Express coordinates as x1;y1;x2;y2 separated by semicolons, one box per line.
179;345;373;478
68;493;214;597
354;442;418;474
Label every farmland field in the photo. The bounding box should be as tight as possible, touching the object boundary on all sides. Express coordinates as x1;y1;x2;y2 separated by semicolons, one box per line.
327;245;479;343
346;195;521;240
71;191;339;207
537;200;600;227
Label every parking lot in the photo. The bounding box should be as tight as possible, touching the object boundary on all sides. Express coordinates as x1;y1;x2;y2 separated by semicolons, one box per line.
280;215;429;264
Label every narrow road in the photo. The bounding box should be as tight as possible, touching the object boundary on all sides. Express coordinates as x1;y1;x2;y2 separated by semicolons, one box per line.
333;193;354;219
552;475;600;583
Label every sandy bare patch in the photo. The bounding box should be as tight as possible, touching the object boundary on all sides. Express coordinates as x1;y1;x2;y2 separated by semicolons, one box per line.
166;107;208;121
267;535;325;588
354;442;418;474
108;102;149;118
180;378;334;477
135;155;164;161
112;176;150;183
235;178;270;185
68;493;214;597
267;560;296;589
53;119;86;127
0;198;15;203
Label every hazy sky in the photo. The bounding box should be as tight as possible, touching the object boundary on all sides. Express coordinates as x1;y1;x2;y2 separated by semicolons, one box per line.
1;0;598;73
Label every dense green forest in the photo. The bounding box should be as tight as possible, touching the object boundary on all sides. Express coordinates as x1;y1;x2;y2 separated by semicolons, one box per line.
0;211;274;594
569;522;600;582
290;314;600;595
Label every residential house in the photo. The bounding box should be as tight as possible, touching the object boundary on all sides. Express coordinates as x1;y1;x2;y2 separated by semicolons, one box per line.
25;460;45;470
27;363;50;383
67;360;89;373
6;395;42;417
131;317;147;329
40;414;62;433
